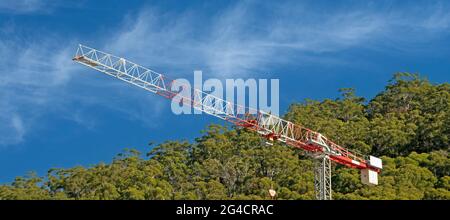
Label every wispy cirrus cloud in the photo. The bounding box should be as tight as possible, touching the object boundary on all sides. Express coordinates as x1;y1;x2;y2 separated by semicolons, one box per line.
0;0;84;14
1;0;450;147
0;22;166;147
0;30;79;146
0;0;45;13
107;1;450;78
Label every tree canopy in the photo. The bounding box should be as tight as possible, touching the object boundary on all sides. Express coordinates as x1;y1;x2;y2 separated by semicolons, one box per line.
1;73;449;200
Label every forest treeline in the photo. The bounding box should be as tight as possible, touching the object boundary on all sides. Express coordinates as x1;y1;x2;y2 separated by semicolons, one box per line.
0;73;449;200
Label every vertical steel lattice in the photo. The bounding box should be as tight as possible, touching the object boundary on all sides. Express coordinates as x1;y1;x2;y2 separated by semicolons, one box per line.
314;156;332;200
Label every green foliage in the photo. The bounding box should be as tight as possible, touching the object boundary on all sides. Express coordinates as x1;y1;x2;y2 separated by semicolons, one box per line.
368;73;450;155
0;73;448;200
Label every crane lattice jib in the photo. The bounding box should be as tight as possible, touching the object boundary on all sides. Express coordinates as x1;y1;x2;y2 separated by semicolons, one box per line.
72;44;380;172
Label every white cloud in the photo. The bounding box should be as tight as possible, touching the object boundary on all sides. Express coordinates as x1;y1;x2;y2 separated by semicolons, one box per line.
1;1;450;147
0;26;170;146
0;34;78;146
106;1;450;78
0;0;83;14
418;4;450;31
109;8;201;73
0;112;25;146
0;33;169;146
0;0;50;13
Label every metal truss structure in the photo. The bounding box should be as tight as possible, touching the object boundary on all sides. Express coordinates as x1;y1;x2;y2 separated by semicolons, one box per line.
73;44;382;200
313;155;332;200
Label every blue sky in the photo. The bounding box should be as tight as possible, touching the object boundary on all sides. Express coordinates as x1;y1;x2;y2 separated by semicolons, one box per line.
0;0;449;183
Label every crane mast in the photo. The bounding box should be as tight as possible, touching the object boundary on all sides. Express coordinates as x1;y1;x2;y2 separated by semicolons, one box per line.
73;44;383;200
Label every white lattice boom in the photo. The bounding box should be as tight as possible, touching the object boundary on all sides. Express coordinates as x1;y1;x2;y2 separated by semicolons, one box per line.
73;44;383;199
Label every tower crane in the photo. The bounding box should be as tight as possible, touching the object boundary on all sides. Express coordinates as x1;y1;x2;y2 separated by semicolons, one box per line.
72;44;383;200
